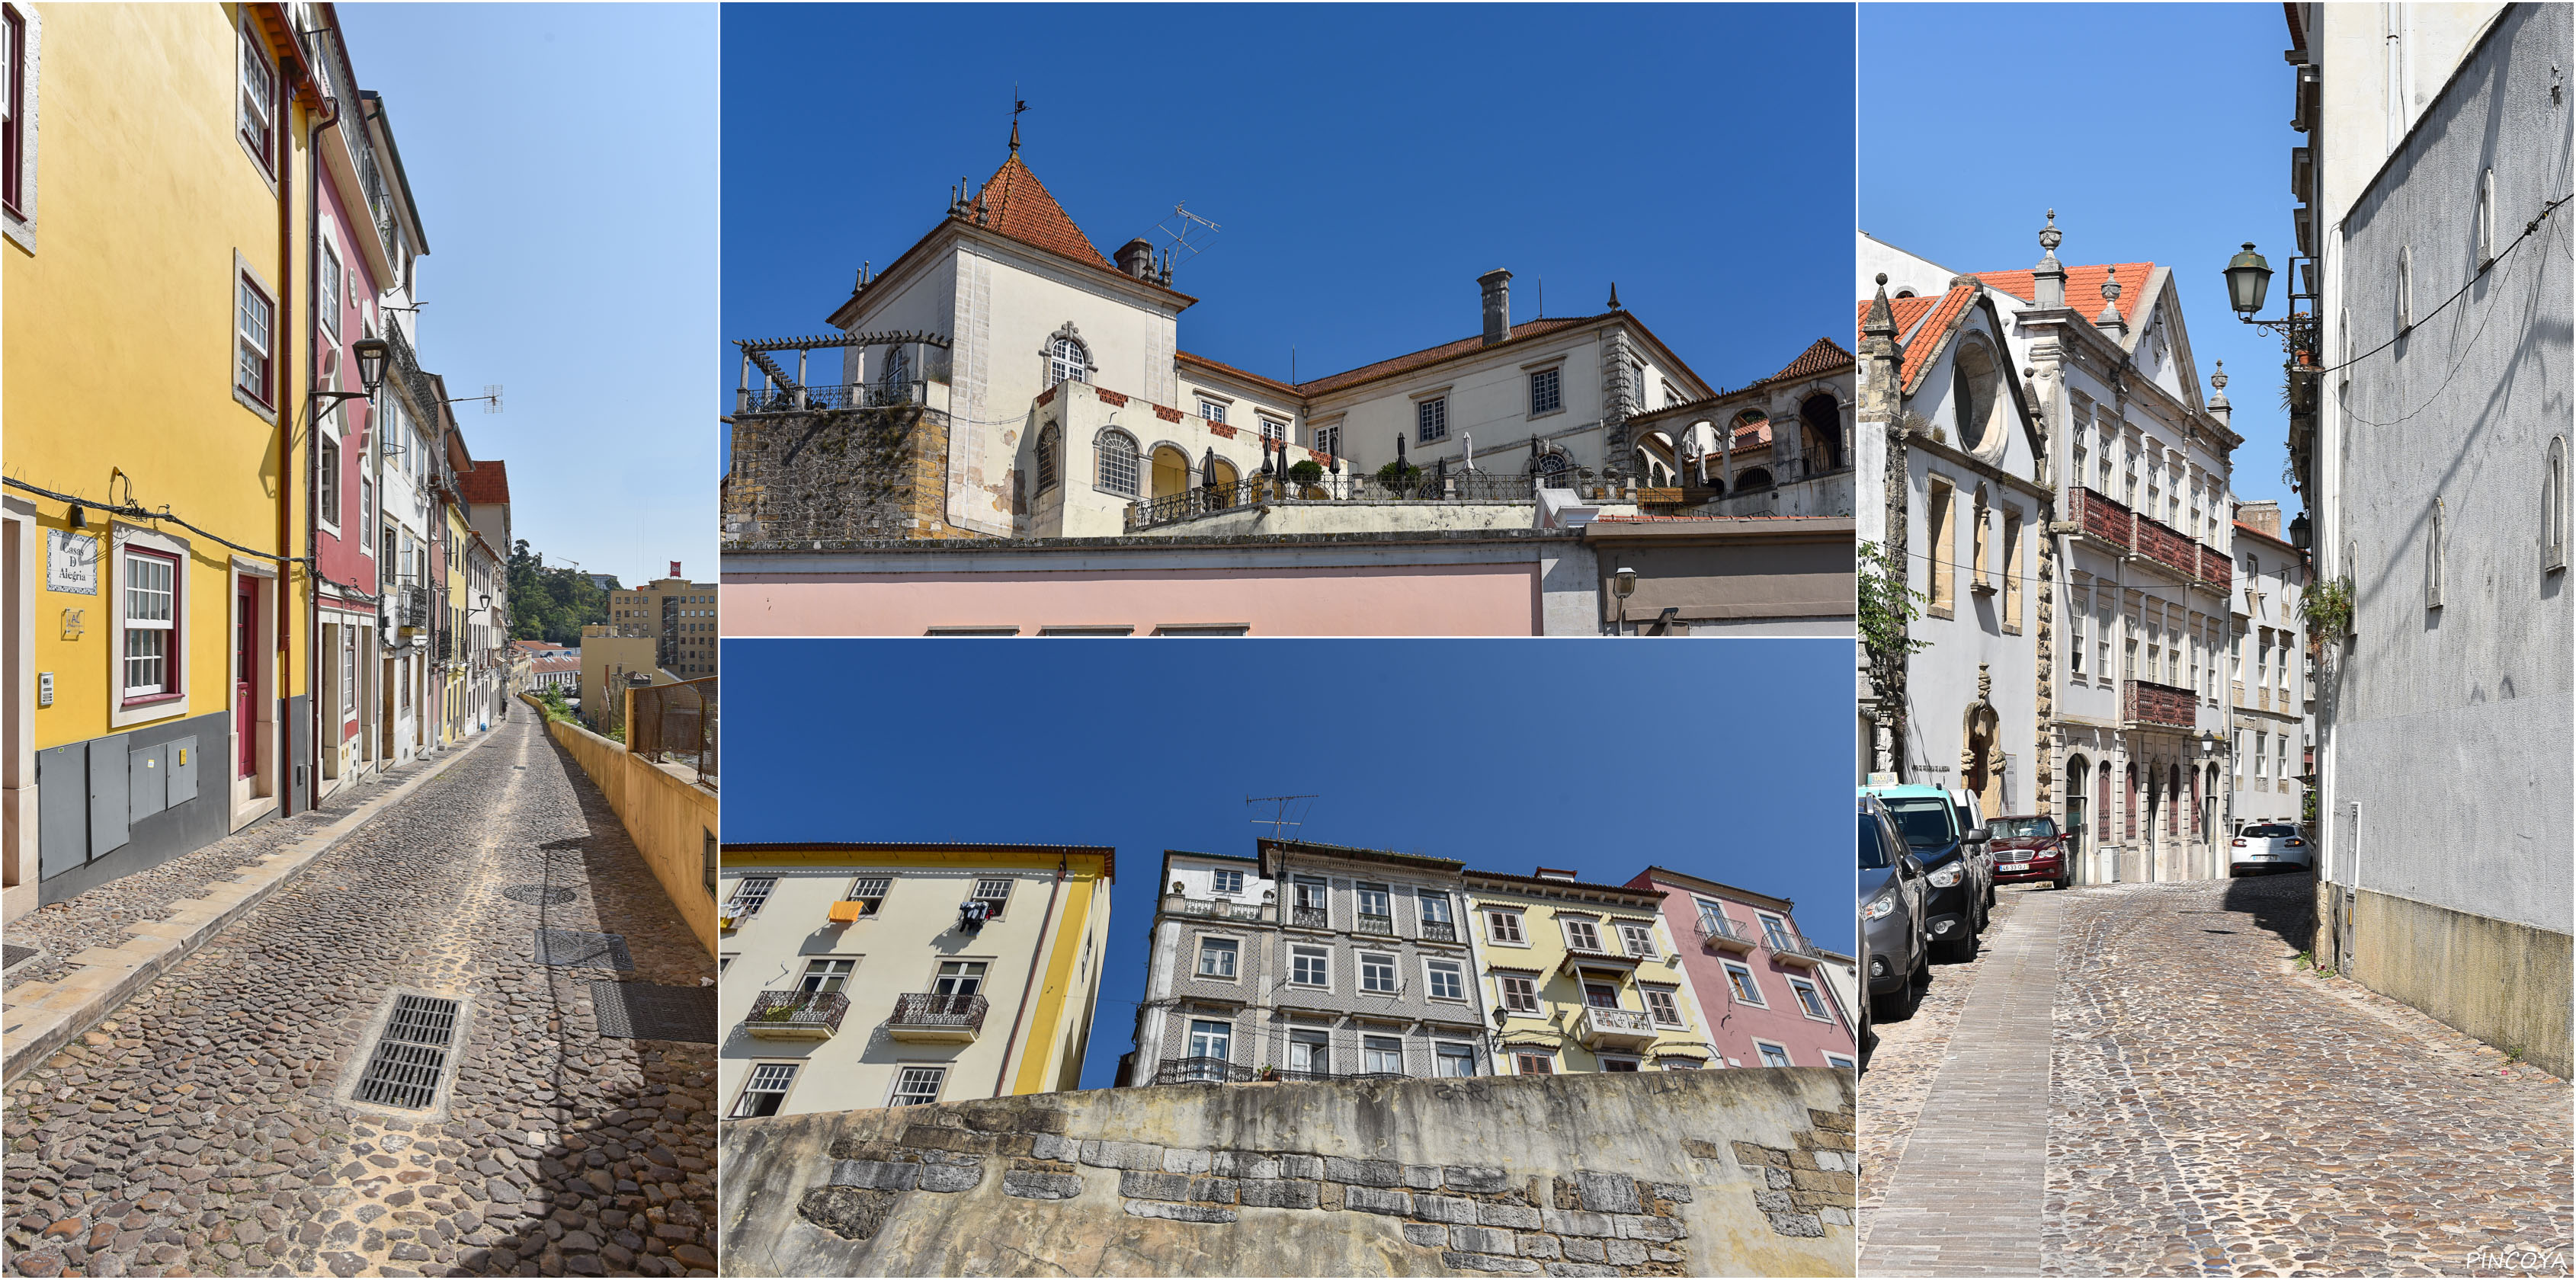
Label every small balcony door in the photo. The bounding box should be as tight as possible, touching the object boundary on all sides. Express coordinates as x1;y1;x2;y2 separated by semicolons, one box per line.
933;961;986;997
235;581;258;779
1287;1029;1329;1077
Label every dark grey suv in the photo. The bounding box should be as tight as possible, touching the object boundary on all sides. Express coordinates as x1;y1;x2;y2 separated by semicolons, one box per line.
1858;795;1929;1025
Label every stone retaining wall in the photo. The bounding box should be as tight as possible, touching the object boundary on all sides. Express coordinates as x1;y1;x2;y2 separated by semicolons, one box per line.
719;1068;1854;1276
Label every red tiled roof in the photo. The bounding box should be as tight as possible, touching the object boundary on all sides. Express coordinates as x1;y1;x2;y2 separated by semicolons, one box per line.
457;459;510;506
1972;263;2152;325
975;154;1113;272
1299;315;1599;396
1857;285;1977;393
1175;350;1305;399
1766;336;1855;383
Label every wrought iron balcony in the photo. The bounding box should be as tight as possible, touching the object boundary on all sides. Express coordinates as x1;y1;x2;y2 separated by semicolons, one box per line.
1575;1006;1660;1051
1124;470;1542;532
1419;920;1459;943
1354;913;1395;936
1765;931;1826;968
735;381;924;416
1154;1057;1251;1085
743;990;847;1040
2124;679;2199;730
1290;907;1331;930
887;992;988;1042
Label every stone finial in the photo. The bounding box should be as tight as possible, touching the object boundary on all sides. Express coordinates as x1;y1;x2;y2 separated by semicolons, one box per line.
1862;274;1898;338
2095;269;2126;330
1607;283;1623;312
2209;360;2228;393
2039;209;2062;254
2207;360;2232;426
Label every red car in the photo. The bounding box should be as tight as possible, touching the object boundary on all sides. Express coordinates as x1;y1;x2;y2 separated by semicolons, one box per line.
1985;815;2072;889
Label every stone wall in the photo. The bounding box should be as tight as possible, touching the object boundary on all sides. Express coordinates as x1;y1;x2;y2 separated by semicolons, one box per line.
719;1069;1854;1277
725;404;980;542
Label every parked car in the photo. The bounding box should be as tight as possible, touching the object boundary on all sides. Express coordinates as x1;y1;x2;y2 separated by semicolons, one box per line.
1857;795;1928;1025
1947;789;1998;910
1863;782;1988;961
1987;814;2074;890
2230;821;2312;875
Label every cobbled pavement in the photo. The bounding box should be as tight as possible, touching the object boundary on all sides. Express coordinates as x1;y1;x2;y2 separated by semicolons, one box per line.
2;714;719;1278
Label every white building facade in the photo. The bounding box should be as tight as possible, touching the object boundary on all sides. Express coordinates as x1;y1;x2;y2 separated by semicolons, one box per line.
2290;1;2571;1076
1863;222;2242;882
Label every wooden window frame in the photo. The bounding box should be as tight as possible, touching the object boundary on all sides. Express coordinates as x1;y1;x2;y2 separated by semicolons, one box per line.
118;542;184;709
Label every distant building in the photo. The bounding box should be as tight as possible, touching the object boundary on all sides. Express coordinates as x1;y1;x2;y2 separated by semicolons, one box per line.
1461;866;1715;1075
609;565;717;680
715;842;1114;1118
2227;501;2310;831
1119;842;1491;1086
1626;866;1857;1070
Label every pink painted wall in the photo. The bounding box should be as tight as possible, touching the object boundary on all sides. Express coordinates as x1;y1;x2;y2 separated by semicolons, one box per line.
1629;871;1858;1070
722;562;1542;636
312;168;382;599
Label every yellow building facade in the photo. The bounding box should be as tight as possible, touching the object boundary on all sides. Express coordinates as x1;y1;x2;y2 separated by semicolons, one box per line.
4;4;325;918
714;843;1113;1118
1462;868;1719;1074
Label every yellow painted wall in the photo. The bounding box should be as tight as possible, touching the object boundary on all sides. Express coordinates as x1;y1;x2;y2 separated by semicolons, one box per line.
441;502;469;744
533;695;718;954
7;4;311;760
1464;884;1707;1073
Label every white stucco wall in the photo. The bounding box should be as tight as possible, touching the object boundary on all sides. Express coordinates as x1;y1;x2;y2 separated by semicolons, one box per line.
2317;0;2571;933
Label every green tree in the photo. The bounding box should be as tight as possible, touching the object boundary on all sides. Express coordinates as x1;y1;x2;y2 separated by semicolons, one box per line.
508;539;620;646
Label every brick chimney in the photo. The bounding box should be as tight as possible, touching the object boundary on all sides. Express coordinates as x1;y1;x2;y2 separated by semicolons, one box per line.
1479;269;1513;345
1117;238;1155;280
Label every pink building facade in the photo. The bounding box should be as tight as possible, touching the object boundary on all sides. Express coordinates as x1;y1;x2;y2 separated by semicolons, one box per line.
1628;866;1857;1070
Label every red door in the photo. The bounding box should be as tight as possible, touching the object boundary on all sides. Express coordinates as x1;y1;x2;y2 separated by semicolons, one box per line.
236;581;258;778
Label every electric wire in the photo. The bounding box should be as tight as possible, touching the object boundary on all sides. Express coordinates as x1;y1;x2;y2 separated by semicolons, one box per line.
4;474;381;604
2308;190;2571;380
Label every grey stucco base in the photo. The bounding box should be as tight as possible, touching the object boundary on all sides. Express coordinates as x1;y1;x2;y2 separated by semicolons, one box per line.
2328;881;2574;1080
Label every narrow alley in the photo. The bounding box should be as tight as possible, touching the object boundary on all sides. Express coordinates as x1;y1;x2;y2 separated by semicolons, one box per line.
2;714;719;1278
1863;874;2573;1277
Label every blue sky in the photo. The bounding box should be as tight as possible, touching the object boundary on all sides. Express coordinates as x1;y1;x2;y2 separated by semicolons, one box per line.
1860;3;2305;519
338;4;719;588
719;2;1856;466
723;638;1855;1089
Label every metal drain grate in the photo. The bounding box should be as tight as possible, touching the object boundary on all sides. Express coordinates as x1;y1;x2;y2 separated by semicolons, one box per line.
534;929;633;971
591;981;718;1042
3;944;38;969
501;885;578;905
354;995;460;1109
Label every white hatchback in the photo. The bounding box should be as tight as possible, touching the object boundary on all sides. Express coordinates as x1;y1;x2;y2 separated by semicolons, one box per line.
2229;821;2312;875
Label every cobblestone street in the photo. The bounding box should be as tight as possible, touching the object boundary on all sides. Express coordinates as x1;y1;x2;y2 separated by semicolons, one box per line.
2;714;719;1278
1865;873;2573;1277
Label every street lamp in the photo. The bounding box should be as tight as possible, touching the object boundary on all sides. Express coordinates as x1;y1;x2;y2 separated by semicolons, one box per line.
353;338;390;396
2222;242;2273;318
1611;565;1638;635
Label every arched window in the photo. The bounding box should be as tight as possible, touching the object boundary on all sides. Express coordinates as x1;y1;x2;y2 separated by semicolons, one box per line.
1096;428;1139;496
880;344;911;393
1735;466;1773;491
1951;335;2001;456
1034;424;1060;492
2544;437;2568;573
1049;335;1089;386
1799;394;1841;472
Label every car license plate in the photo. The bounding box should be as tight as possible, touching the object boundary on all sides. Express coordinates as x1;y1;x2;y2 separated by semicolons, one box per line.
2001;862;2030;872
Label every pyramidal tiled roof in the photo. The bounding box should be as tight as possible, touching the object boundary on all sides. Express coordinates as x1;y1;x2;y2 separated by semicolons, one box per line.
1765;336;1856;383
1972;262;2152;325
976;154;1113;271
1856;285;1977;393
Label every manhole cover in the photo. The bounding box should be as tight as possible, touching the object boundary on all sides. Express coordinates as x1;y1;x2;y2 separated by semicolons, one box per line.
591;981;717;1042
534;929;633;971
354;994;461;1109
2;944;38;968
501;885;578;905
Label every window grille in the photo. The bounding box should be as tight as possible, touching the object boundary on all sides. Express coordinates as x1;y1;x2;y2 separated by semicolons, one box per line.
1645;988;1683;1025
973;878;1014;917
1498;975;1539;1012
1049;336;1088;386
1035;426;1059;492
1416;397;1447;443
1097;430;1139;496
732;1063;797;1118
1618;922;1658;958
1485;910;1522;944
890;1066;945;1108
237;276;274;403
1563;919;1602;952
1530;368;1561;414
238;18;274;168
1197;399;1226;424
725;877;776;917
121;550;177;699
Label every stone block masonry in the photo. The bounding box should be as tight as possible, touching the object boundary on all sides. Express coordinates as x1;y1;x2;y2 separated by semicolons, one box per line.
724;403;984;543
719;1069;1854;1277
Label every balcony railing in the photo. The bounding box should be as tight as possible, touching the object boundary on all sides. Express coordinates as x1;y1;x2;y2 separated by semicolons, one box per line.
1697;915;1757;952
743;990;847;1038
1290;907;1330;930
1125;470;1541;532
1766;932;1826;966
735;381;926;416
1164;896;1268;923
2124;678;2199;730
1419;920;1459;943
1577;1006;1659;1050
2071;488;2232;590
1354;914;1395;936
887;992;988;1041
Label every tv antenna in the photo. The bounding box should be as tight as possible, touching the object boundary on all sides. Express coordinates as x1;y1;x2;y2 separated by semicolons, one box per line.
1155;203;1222;264
446;384;504;414
1247;794;1318;841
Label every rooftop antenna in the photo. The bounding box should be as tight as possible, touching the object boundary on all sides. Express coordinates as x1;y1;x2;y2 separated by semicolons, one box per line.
1247;794;1318;841
1153;202;1222;280
444;385;503;414
1536;276;1543;319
